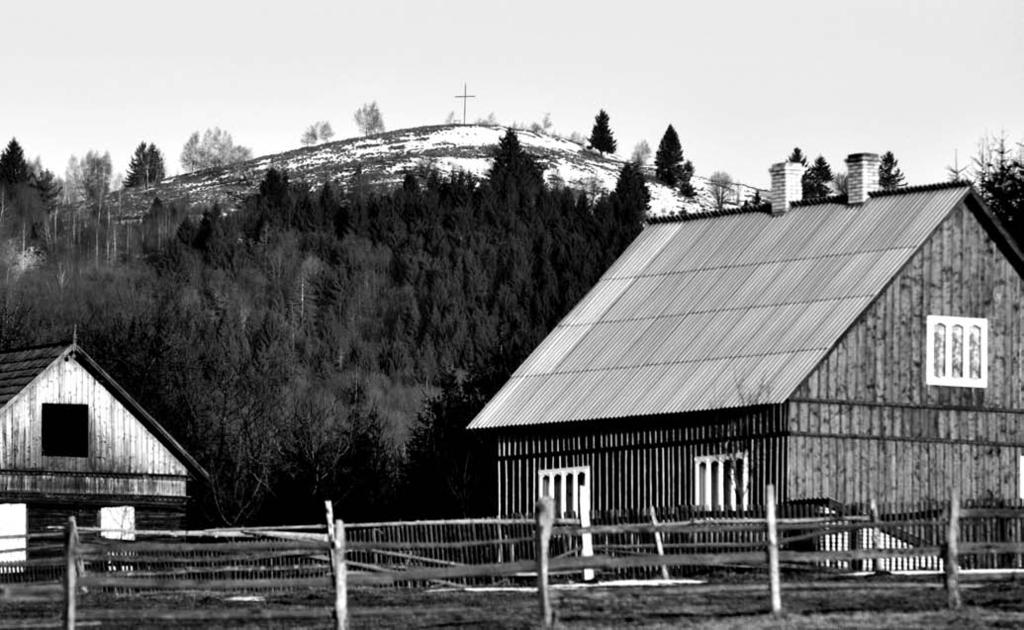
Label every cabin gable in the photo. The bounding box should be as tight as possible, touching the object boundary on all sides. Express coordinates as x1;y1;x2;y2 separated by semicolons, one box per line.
785;199;1024;502
792;199;1024;410
0;355;188;476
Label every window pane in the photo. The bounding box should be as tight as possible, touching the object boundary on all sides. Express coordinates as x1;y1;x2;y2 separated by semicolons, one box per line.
736;459;746;509
565;474;575;518
969;325;982;379
711;461;720;509
933;324;946;377
951;325;963;378
42;404;89;458
542;475;550;498
697;462;706;506
723;460;733;509
553;475;562;516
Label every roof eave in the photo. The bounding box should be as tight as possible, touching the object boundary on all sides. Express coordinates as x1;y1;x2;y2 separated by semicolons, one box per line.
69;344;211;484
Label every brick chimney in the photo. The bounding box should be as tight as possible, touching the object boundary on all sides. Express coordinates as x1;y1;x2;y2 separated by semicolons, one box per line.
845;153;880;204
769;161;805;215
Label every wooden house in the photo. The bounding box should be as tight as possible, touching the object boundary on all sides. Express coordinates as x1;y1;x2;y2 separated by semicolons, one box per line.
468;153;1024;518
0;342;206;556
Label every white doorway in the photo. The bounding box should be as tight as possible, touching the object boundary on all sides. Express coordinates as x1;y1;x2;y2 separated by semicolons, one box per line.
538;466;594;580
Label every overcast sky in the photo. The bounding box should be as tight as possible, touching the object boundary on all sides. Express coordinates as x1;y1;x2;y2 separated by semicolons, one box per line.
2;0;1022;188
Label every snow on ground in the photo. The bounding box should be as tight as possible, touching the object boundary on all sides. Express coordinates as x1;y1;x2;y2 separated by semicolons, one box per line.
132;125;766;221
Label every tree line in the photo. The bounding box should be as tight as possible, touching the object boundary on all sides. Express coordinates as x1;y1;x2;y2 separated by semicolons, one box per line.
0;129;648;524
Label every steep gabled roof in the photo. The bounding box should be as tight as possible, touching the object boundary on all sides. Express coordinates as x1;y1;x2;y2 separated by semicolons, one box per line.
0;342;209;482
469;183;998;430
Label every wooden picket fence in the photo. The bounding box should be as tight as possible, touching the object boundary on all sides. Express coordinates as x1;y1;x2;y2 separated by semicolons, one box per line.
4;488;1024;628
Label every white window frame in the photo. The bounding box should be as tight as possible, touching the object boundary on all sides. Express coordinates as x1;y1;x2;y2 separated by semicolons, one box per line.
98;506;136;541
538;466;594;580
925;315;987;388
1019;454;1024;501
694;452;749;510
537;466;590;519
0;503;27;564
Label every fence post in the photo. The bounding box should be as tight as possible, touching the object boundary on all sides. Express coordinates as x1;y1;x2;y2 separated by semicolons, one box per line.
766;485;782;615
580;481;594;582
325;501;336;578
648;506;669;581
63;516;77;630
945;489;961;610
535;498;554;629
869;499;880;573
332;519;348;630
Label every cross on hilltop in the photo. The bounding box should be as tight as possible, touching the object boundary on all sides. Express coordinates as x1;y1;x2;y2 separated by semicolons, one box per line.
455;83;475;125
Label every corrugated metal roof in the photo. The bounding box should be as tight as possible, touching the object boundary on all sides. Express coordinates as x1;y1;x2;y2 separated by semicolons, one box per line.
470;185;973;430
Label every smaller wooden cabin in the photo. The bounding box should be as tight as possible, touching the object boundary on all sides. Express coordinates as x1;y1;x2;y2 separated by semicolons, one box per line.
0;342;206;559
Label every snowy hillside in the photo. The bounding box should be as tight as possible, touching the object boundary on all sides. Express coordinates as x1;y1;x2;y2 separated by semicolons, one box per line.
112;125;764;219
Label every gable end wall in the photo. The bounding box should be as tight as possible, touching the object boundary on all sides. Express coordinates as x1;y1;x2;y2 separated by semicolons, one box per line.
786;200;1024;502
0;357;188;477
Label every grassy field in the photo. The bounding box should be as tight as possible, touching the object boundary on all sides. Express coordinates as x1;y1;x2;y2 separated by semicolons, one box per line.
5;577;1024;628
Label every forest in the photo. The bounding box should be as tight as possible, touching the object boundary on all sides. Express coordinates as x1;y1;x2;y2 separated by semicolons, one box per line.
0;130;650;526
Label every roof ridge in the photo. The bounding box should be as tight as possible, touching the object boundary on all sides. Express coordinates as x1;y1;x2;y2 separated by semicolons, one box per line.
646;203;772;224
869;180;971;197
646;181;973;223
790;193;847;208
0;341;70;355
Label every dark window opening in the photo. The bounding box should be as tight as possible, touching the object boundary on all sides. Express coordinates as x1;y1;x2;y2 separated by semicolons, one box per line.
41;404;89;458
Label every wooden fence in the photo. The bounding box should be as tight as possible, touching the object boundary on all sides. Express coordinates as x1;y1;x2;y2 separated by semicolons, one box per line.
5;487;1024;628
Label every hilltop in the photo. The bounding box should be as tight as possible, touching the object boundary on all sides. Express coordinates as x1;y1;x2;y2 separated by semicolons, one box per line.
111;125;764;218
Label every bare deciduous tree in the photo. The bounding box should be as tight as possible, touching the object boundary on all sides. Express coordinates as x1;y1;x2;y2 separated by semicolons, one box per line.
300;121;334;147
833;170;849;195
300;126;318;147
631;140;652;165
180;128;253;173
707;171;734;211
354;102;385;136
316;121;334;143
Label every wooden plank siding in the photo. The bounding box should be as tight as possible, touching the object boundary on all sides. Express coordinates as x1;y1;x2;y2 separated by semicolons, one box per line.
496;405;788;516
788;200;1024;503
0;356;188;500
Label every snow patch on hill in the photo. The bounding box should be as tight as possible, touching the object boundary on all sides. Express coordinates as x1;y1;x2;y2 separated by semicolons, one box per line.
116;125;764;220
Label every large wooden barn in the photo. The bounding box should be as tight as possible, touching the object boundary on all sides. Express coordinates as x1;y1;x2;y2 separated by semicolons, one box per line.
468;153;1024;518
0;342;206;555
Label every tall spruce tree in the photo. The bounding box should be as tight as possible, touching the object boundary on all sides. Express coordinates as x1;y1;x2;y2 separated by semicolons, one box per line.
788;147;808;166
0;138;29;185
125;142;166;189
588;109;617;154
878;151;906;189
802;155;833;199
486;129;544;200
654;125;695;196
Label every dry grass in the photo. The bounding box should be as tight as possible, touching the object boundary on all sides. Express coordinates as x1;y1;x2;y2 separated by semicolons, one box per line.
4;578;1024;628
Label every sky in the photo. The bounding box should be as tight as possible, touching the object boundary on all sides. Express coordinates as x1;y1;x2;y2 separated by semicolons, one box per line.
2;0;1022;189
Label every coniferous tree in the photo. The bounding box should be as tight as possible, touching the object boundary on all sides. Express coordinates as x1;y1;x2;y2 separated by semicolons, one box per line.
878;151;906;189
588;109;617;154
788;147;808;166
486;129;544;200
610;162;649;241
0;138;29;185
654;125;695;196
974;135;1024;246
125;142;166;189
802;155;833;199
